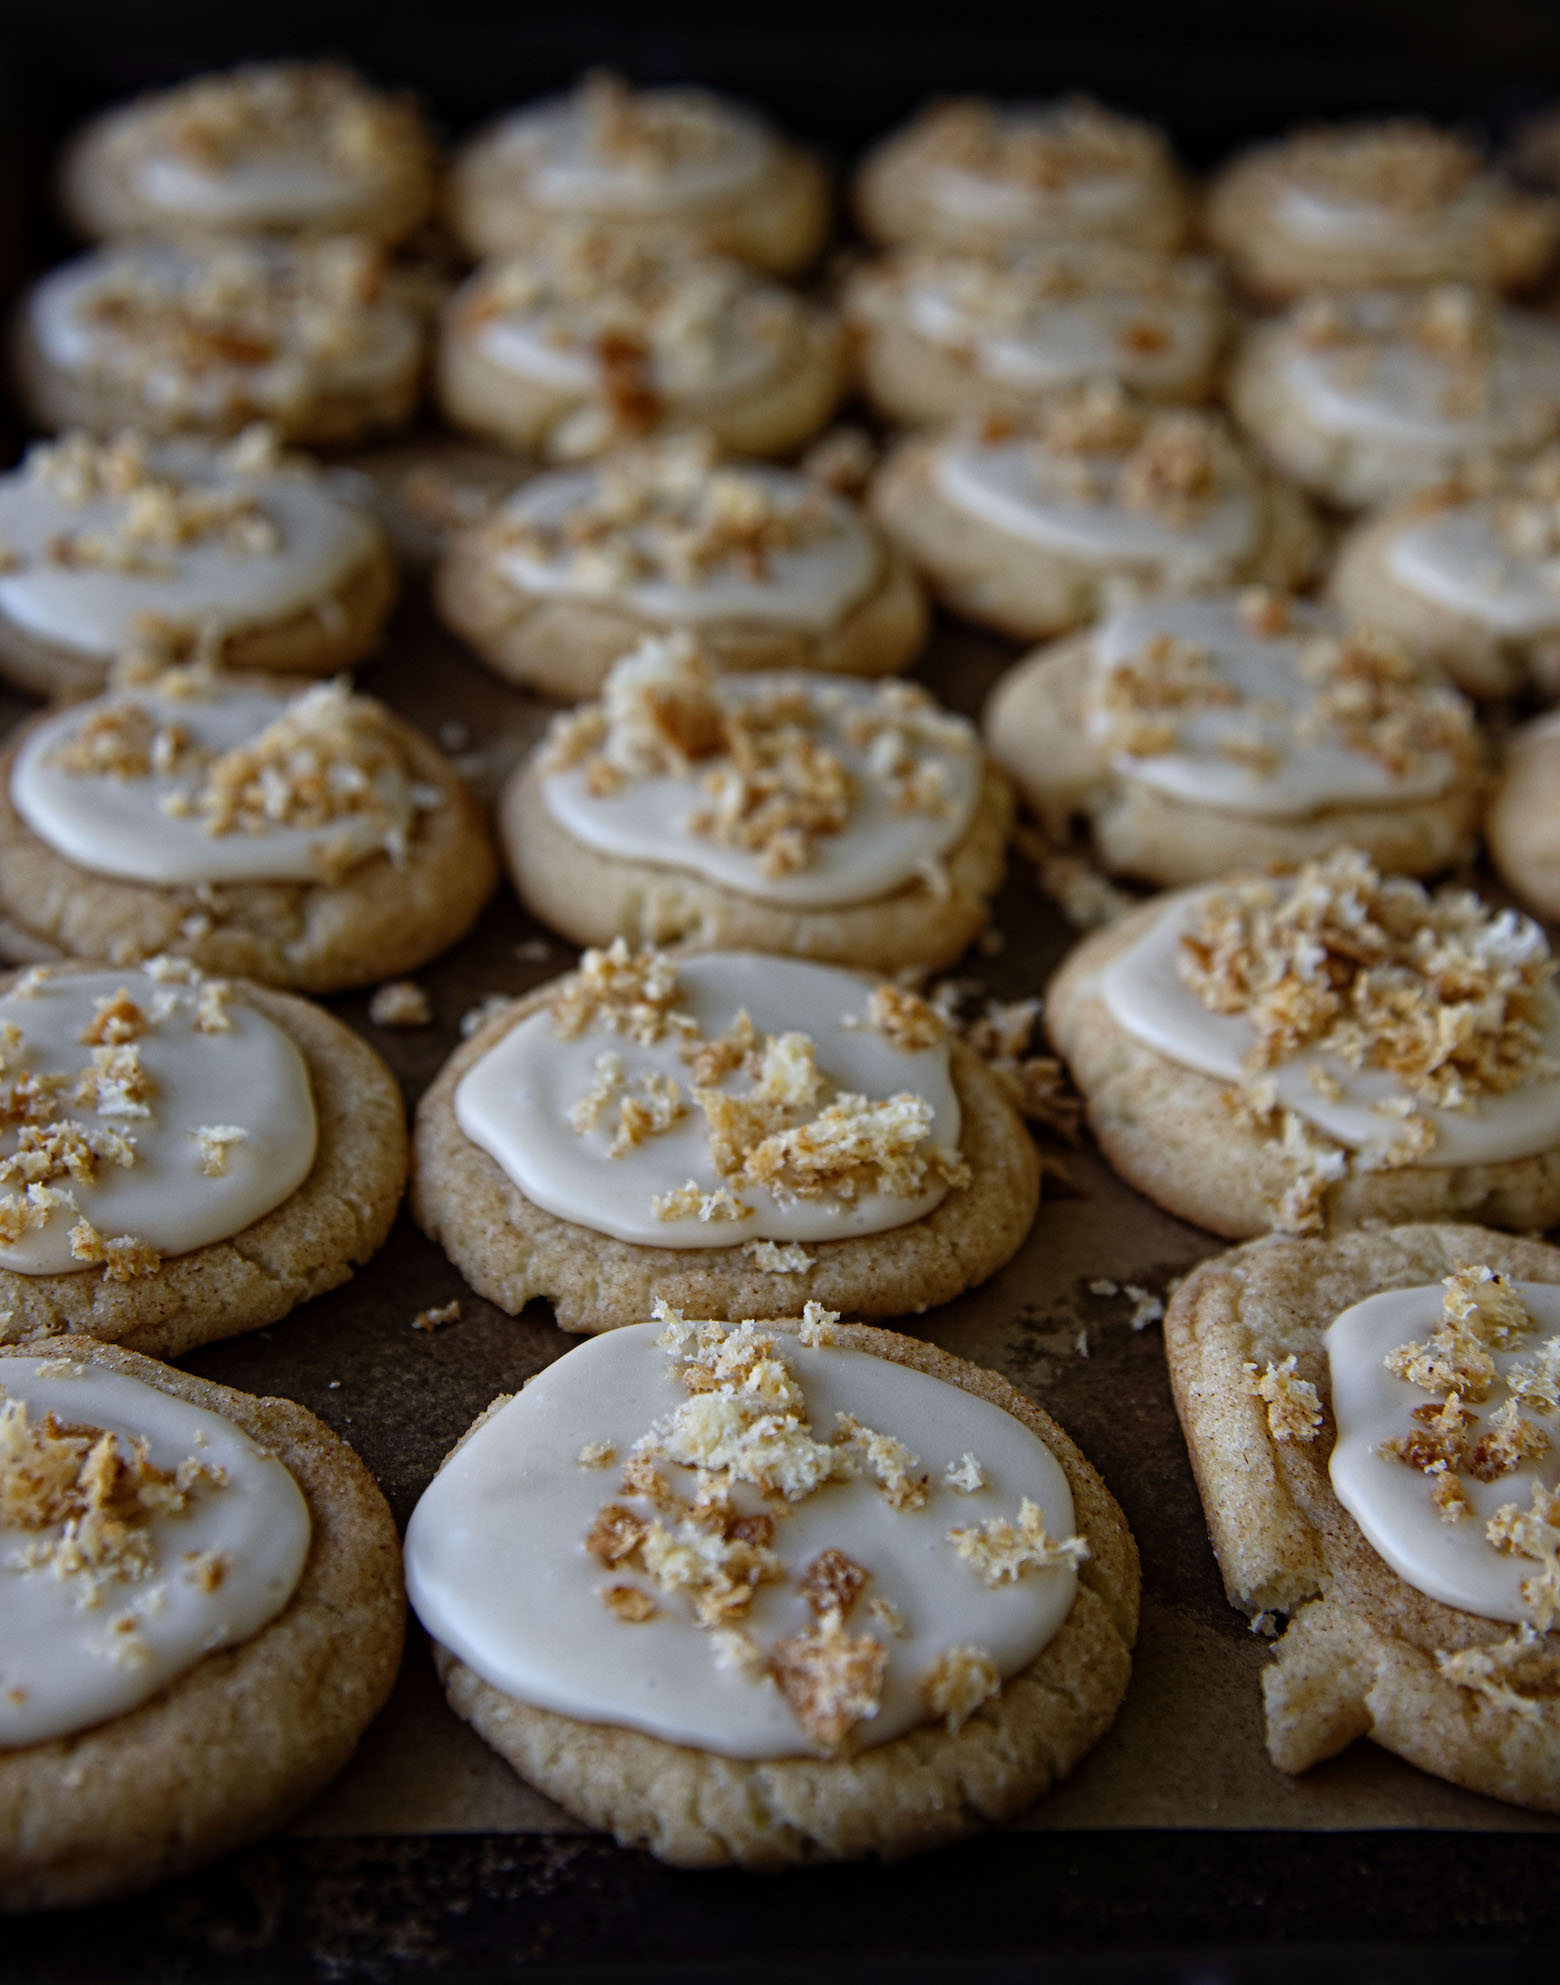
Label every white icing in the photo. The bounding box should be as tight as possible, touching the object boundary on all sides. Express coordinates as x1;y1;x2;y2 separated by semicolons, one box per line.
1386;503;1560;635
11;683;415;887
0;441;378;661
492;94;773;214
0;967;317;1274
132;153;359;226
0;1355;311;1748
27;246;421;419
1328;1281;1560;1622
404;1322;1078;1757
933;438;1258;574
904;280;1213;394
1100;889;1560;1166
1089;595;1461;816
1275;179;1493;249
454;952;962;1248
541;675;982;909
1279;306;1560;450
494;467;879;630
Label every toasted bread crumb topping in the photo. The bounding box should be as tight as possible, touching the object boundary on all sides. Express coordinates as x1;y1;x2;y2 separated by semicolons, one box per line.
911;94;1165;189
127;60;423;178
1246;1355;1324;1443
921;1642;1001;1732
1284;122;1483;213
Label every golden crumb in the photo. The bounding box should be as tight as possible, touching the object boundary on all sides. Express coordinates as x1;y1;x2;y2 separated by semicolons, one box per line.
182;1547;228;1592
601;1583;658;1624
552;938;698;1048
921;1643;1002;1733
949;1497;1089;1586
412;1299;461;1333
1246;1356;1324;1443
797;1300;837;1347
866;1593;908;1638
769;1609;887;1752
1487;1481;1560;1632
77;988;149;1046
798;1546;869;1619
744;1237;813;1274
577;1440;617;1469
944;1452;986;1494
866;984;945;1053
368;980;433;1028
190;1123;246;1178
67;1221;162;1281
834;1413;929;1511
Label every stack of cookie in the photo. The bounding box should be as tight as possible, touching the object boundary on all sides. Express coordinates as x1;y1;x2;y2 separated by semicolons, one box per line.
9;55;1560;1914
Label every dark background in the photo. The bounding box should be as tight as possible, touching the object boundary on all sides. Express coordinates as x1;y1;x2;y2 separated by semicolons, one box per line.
5;4;1560;1978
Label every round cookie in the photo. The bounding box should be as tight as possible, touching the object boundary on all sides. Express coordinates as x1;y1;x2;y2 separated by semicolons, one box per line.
854;95;1189;254
1205;120;1559;303
502;635;1012;972
449;72;829;277
437;226;843;461
1164;1225;1560;1812
1228;287;1560;513
1329;455;1560;699
58;60;436;247
1487;712;1560;919
0;1336;404;1907
0;958;405;1358
435;433;927;701
984;592;1481;887
17;238;427;447
870;388;1320;644
0;429;396;700
412;946;1040;1335
406;1309;1138;1867
0;670;497;994
842;243;1227;426
1046;850;1560;1241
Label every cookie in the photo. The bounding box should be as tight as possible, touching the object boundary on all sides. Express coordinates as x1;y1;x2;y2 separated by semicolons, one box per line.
449;72;829;277
502;634;1011;973
58;61;436;247
1329;453;1560;698
1164;1225;1560;1813
0;667;496;994
1046;849;1560;1241
412;944;1040;1335
0;429;396;700
405;1306;1137;1866
855;95;1189;254
17;238;427;447
438;225;843;461
334;439;528;572
843;243;1227;426
1205;120;1559;303
435;432;927;701
870;386;1320;644
984;591;1481;887
1487;712;1560;918
0;1336;404;1906
1228;287;1560;513
0;957;404;1358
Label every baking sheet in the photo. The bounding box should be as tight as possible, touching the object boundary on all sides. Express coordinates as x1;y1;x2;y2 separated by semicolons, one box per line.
33;447;1546;1840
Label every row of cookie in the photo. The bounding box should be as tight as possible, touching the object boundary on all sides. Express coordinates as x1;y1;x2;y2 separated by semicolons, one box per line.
54;59;1560;304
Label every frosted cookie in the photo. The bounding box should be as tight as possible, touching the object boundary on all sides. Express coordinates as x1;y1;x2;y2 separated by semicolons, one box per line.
334;439;528;572
0;1337;403;1906
17;238;426;446
1205;120;1559;303
412;944;1039;1334
1229;287;1560;513
449;72;829;277
436;432;927;701
1488;712;1560;919
437;226;843;460
870;386;1320;643
0;429;395;700
843;243;1227;427
1164;1227;1560;1813
406;1305;1137;1865
855;96;1189;255
984;591;1481;887
1046;848;1560;1241
58;61;436;247
0;958;404;1356
0;669;496;993
502;634;1011;972
1329;451;1560;698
